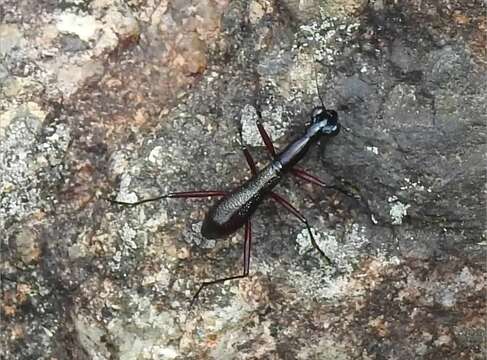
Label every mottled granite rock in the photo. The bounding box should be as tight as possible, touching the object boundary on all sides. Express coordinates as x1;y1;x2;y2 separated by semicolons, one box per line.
1;0;485;359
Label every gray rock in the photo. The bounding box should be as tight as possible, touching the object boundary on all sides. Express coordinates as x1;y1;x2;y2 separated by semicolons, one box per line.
2;1;485;359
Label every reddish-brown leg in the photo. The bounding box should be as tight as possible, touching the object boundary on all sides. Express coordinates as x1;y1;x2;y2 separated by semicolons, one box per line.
109;190;227;206
291;167;327;187
242;146;258;175
254;119;334;189
190;220;252;307
249;123;332;262
291;167;363;203
290;167;338;189
256;120;276;157
269;191;332;265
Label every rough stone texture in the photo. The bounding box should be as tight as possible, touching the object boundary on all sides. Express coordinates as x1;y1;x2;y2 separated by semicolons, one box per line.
1;0;485;359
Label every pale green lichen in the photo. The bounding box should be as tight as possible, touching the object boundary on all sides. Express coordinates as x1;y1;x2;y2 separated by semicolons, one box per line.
388;196;410;225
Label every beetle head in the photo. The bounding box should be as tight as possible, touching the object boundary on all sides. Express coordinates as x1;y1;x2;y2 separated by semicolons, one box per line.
310;106;340;137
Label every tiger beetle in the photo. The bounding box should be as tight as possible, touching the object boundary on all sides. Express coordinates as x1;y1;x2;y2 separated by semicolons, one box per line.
110;91;340;306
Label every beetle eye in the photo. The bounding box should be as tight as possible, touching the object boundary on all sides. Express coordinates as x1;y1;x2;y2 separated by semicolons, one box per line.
311;106;326;123
326;110;338;122
329;123;340;136
320;111;340;136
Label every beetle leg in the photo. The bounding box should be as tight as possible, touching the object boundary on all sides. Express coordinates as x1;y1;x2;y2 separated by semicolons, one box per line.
190;220;252;308
109;190;227;206
269;191;332;265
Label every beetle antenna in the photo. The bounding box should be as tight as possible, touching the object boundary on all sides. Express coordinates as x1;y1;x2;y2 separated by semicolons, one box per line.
312;51;327;110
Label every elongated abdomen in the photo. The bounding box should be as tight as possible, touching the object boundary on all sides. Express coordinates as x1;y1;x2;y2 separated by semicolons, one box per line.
201;162;282;239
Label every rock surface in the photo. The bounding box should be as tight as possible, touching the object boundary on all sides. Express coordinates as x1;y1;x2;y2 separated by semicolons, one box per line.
1;0;485;359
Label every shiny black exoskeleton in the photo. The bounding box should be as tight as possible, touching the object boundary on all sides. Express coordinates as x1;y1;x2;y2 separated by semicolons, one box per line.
201;107;339;239
110;105;340;306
